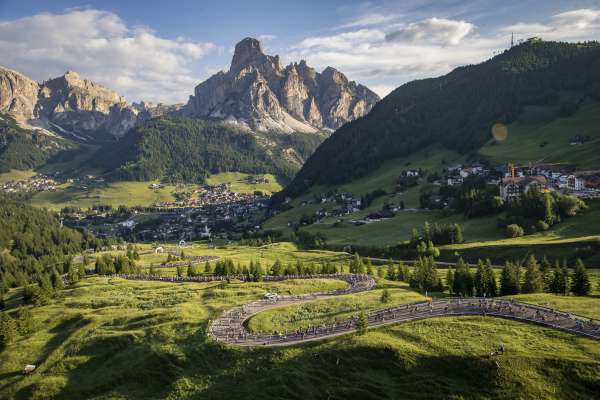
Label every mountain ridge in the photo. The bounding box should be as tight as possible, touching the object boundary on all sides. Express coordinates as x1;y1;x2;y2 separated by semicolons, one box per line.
185;37;380;133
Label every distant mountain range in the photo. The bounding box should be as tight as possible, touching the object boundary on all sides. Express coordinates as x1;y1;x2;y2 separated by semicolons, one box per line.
0;37;378;140
282;40;600;197
0;37;379;177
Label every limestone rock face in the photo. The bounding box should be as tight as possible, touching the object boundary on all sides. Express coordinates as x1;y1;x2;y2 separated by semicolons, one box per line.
35;71;142;137
0;66;40;119
0;67;153;138
186;37;380;133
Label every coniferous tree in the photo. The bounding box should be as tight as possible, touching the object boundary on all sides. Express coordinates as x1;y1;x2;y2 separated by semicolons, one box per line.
380;288;391;303
446;267;455;294
271;259;283;276
550;266;570;295
387;264;396;280
410;256;442;292
500;262;521;295
356;311;368;335
523;255;544;293
366;258;374;275
540;256;552;291
571;259;591;296
15;307;35;336
0;313;18;347
453;258;473;296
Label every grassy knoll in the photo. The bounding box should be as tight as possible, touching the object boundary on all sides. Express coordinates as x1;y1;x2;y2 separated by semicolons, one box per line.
0;169;37;184
28;172;283;210
205;172;284;195
171;242;353;268
1;276;599;399
0;277;346;399
29;181;178;210
506;293;600;320
302;211;501;247
246;280;426;333
479;102;600;169
87;242;354;273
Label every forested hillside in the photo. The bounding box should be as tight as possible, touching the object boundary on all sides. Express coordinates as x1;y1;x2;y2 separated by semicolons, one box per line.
0;115;71;172
94;117;325;183
0;196;101;302
283;41;600;197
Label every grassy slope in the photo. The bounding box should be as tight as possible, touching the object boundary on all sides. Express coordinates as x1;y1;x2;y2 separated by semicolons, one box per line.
29;181;178;210
204;172;284;195
247;280;426;333
265;105;600;256
1;276;599;399
0;169;37;184
263;146;466;240
479;102;600;169
28;172;283;210
117;242;353;271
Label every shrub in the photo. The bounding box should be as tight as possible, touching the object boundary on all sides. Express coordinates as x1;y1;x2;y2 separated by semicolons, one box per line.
536;220;550;231
505;224;524;238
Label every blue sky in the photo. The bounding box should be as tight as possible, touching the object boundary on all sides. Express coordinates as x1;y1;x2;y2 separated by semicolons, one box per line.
2;0;600;103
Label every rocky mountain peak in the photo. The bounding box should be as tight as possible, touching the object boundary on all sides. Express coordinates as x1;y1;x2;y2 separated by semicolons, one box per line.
186;37;380;133
0;66;40;119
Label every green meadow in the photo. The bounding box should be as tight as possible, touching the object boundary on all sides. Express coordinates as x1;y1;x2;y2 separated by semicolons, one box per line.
26;172;284;210
479;102;600;169
1;274;599;400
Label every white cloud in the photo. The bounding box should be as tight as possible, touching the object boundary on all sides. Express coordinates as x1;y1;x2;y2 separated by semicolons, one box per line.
258;34;276;42
386;17;474;46
0;9;216;103
501;8;600;42
335;13;402;30
553;9;600;30
286;9;600;99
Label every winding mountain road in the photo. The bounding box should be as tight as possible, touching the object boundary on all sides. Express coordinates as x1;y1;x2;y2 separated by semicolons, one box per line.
114;274;600;346
206;275;600;347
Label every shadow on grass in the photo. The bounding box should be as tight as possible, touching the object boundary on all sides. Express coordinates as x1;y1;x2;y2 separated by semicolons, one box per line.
10;315;90;399
49;324;600;400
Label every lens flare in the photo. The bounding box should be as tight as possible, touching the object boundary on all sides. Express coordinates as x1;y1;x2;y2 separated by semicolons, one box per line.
491;123;508;141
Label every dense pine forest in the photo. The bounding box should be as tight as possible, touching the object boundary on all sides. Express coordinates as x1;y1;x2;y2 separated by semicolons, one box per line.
0;196;101;306
93;117;325;183
0;115;69;172
283;41;600;197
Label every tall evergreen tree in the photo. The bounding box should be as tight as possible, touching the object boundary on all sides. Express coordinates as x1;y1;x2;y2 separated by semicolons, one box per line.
522;255;544;293
550;266;570;295
500;262;521;295
571;259;591;296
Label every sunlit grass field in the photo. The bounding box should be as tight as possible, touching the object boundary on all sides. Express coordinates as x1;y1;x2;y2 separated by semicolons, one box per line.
26;172;283;210
479;102;600;169
1;275;599;400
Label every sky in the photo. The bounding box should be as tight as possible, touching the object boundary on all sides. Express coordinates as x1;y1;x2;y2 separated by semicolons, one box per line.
2;0;600;104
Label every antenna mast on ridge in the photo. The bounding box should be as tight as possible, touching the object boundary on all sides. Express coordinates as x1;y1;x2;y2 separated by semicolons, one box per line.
511;32;514;48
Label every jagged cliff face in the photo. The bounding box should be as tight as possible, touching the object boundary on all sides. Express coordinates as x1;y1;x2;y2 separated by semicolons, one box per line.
186;38;380;133
35;71;141;138
0;67;153;139
0;66;40;120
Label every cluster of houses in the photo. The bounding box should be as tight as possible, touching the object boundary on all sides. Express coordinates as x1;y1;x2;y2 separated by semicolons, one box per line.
1;174;58;194
498;164;600;200
133;200;265;242
446;162;600;200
